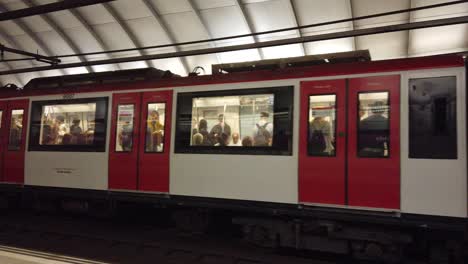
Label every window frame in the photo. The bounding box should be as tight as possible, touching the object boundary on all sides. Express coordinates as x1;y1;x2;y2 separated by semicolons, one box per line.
28;97;109;152
174;86;294;155
144;101;167;154
114;103;135;153
356;90;391;159
307;93;337;157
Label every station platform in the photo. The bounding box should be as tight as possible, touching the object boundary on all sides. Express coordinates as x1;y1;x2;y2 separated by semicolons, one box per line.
0;245;106;264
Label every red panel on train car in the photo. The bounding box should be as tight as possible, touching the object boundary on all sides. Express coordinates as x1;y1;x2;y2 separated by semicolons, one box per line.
138;90;172;193
3;99;29;184
109;93;142;190
299;80;346;205
347;75;400;209
0;101;7;182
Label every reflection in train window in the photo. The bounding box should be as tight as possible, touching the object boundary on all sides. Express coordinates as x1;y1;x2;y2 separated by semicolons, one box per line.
145;103;166;153
29;97;108;152
409;76;457;159
308;95;336;156
191;94;274;147
115;104;134;152
357;92;390;158
39;103;96;146
8;109;23;151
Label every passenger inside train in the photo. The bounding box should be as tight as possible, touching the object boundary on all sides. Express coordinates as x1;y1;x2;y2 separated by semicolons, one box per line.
38;103;96;146
308;95;336;156
145;103;165;153
190;94;274;147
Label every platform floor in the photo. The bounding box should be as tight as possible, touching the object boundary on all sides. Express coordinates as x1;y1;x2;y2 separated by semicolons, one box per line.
0;245;107;264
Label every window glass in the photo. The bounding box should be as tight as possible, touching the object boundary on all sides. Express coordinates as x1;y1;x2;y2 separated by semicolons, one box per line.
357;92;390;158
115;104;134;152
29;97;108;152
0;111;2;128
145;103;166;153
39;103;96;145
8;109;24;151
409;76;457;159
308;95;336;156
190;94;274;147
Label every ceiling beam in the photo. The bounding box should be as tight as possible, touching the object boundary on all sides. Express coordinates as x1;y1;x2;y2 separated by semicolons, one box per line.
102;2;152;68
287;0;306;56
23;0;93;73
235;0;264;60
0;3;67;76
2;14;466;75
0;0;114;21
141;0;190;75
68;8;121;70
186;0;223;65
407;0;413;57
348;0;359;51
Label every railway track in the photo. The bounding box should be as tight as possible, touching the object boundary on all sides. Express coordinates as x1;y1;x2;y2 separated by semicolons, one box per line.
0;211;335;264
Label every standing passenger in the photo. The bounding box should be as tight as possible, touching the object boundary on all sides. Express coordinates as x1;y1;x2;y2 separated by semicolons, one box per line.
210;114;231;146
253;112;273;146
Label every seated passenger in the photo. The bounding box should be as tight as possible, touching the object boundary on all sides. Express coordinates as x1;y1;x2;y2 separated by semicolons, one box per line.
62;133;72;145
229;133;242;146
192;133;204;146
241;136;253;147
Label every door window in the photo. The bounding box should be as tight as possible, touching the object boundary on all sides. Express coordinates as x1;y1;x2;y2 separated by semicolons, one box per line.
8;109;24;151
357;92;390;157
145;103;166;153
308;94;336;156
115;104;135;152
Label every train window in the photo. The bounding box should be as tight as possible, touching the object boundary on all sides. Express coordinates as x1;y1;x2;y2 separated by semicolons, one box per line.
145;103;166;153
8;109;24;151
190;94;274;147
115;104;135;152
175;86;293;155
409;76;457;159
308;95;336;157
357;92;390;158
29;97;108;152
0;111;2;128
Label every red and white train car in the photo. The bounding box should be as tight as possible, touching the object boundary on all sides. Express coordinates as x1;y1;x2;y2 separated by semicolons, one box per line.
0;54;466;261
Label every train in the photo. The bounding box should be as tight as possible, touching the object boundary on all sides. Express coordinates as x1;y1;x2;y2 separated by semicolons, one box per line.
0;52;466;262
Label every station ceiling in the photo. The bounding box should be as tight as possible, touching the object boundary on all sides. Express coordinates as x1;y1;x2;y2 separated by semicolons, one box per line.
0;0;467;86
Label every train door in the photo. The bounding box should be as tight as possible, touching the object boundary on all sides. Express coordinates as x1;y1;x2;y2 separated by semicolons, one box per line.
2;99;29;184
109;90;172;193
299;79;346;205
299;75;400;209
347;75;400;209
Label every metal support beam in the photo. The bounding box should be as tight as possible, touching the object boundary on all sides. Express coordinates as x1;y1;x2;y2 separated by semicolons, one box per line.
142;0;190;74
68;8;121;70
235;0;264;59
0;0;115;21
102;2;152;68
1;15;467;75
288;0;306;56
348;0;359;51
1;44;60;65
187;0;223;65
23;0;93;73
0;3;67;75
407;0;413;57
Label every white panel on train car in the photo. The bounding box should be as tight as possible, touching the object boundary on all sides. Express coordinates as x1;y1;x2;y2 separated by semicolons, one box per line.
25;92;112;190
170;80;300;204
401;68;467;218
